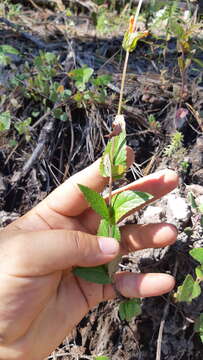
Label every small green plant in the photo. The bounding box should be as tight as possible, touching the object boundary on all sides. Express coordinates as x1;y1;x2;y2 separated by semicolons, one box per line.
180;160;190;174
147;114;161;131
95;4;131;35
174;247;203;343
150;1;203;101
14;117;32;141
68;66;112;106
0;0;22;19
0;45;20;66
189;192;203;228
74;1;152;322
164;131;185;158
184;192;203;236
94;356;110;360
194;313;203;343
11;51;72;123
0;111;11;131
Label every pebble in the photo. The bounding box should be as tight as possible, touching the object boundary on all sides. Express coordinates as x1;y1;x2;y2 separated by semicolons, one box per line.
166;192;191;227
142;205;163;224
0;174;6;192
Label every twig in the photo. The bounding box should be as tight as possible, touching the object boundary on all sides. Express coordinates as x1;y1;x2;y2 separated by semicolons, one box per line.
117;51;129;115
27;0;43;12
0;17;66;50
117;0;144;115
68;0;98;13
31;101;68;130
156;259;178;360
11;118;55;184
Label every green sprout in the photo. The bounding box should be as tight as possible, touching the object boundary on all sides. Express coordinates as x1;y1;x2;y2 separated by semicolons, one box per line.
73;0;152;322
174;247;203;343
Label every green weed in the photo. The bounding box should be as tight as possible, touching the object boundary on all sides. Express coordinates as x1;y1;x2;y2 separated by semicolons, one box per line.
164;131;186;158
0;0;22;19
174;247;203;343
174;192;203;343
0;111;11;131
0;45;20;66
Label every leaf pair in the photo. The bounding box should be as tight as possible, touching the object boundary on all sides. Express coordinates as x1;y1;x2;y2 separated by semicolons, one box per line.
78;184;153;226
74;185;152;285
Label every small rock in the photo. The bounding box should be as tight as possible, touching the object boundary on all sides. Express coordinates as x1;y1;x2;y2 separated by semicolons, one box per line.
186;184;203;196
142;205;163;224
0;174;6;192
197;195;203;207
166;193;191;227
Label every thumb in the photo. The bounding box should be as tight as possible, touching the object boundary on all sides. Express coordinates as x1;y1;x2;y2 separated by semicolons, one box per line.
0;230;120;276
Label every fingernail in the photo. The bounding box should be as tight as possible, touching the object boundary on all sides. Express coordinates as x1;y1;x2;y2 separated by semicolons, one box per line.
98;237;119;255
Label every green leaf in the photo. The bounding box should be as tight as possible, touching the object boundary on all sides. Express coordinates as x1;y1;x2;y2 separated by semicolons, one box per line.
73;265;111;284
188;192;198;209
193;58;203;68
0;53;10;66
122;31;148;52
14;117;32;135
189;248;203;265
198;204;203;214
100;115;127;179
78;184;110;221
169;19;184;39
100;132;126;179
112;190;153;223
97;220;121;278
195;265;203;281
68;66;94;91
194;313;203;343
0;45;19;55
92;74;112;87
97;219;121;242
119;298;141;321
175;274;201;303
73;219;120;285
94;357;109;360
0;111;11;131
184;227;193;236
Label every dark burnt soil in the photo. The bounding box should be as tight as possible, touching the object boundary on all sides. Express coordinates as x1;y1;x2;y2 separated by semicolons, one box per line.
0;2;203;359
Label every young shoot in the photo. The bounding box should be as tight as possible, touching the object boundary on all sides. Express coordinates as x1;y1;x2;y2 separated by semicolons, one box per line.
74;0;152;322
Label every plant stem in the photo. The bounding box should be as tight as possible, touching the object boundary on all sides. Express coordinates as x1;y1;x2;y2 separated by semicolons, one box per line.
132;0;144;32
117;0;144;115
117;50;129;115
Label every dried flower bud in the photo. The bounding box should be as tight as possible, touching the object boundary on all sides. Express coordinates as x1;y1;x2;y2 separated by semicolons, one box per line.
129;16;136;33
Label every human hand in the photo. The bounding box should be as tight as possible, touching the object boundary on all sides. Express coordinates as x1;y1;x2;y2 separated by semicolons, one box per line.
0;149;178;360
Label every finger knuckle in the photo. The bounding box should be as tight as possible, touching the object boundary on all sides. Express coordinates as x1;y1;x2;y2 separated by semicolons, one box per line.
70;230;87;255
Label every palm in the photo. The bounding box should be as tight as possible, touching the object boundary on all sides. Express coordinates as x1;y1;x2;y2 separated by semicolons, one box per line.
4;212;106;359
